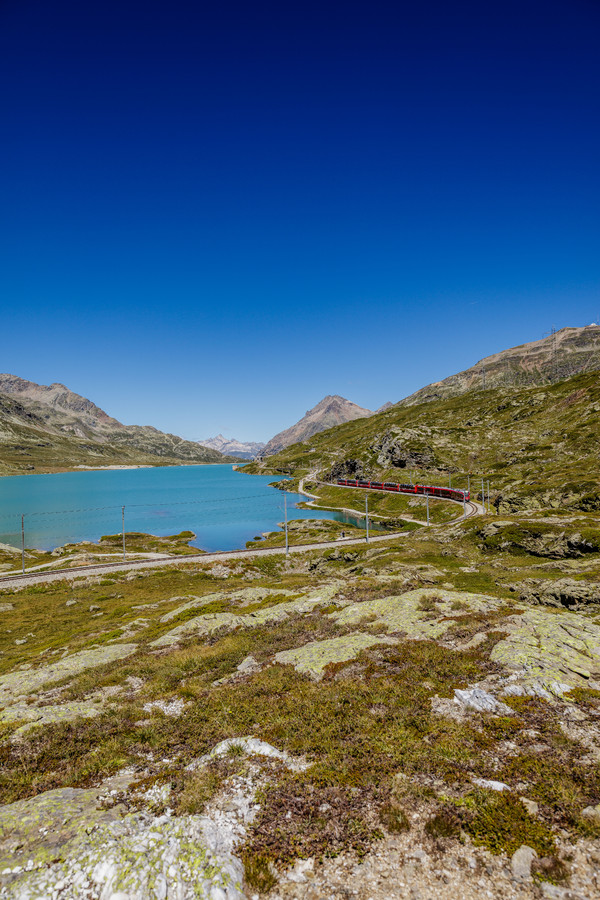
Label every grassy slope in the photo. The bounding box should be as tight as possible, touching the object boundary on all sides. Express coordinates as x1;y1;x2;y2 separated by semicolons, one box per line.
301;483;459;524
246;372;600;512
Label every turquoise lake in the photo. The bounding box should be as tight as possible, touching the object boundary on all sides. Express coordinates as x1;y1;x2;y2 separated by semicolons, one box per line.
0;465;365;552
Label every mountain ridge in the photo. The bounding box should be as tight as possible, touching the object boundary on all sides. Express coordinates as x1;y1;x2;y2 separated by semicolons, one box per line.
0;374;122;430
0;375;232;474
396;324;600;407
262;394;373;457
249;371;600;512
198;434;265;460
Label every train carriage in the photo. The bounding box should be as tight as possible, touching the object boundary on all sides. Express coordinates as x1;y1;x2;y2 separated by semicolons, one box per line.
335;478;469;502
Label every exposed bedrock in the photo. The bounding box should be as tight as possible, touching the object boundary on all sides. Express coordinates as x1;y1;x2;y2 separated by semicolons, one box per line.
479;521;598;558
518;577;600;610
372;430;435;470
495;489;596;515
324;458;366;481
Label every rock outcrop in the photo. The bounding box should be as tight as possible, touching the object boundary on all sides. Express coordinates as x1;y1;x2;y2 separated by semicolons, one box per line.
478;521;599;558
372;429;435;470
518;577;600;610
324;458;366;481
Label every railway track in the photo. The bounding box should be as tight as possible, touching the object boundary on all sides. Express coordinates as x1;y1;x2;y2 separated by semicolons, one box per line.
320;480;481;519
0;491;482;589
464;500;479;519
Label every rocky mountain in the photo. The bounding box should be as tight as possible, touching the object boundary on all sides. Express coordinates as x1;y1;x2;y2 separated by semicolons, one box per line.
198;434;265;460
397;324;600;407
0;375;231;474
262;395;373;457
0;375;122;431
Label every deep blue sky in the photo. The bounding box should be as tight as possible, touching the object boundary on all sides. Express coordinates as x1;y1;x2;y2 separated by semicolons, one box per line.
1;0;599;442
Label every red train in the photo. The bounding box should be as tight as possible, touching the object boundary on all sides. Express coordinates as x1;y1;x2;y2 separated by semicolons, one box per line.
335;479;469;502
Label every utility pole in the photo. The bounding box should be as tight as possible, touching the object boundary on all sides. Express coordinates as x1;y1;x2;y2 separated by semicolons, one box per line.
21;514;25;575
481;477;485;513
449;472;452;488
365;494;369;543
426;493;430;526
463;493;466;517
122;506;126;561
284;492;289;556
467;473;471;494
487;480;491;514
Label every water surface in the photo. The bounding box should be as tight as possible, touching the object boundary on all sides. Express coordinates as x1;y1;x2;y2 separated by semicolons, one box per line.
0;465;366;552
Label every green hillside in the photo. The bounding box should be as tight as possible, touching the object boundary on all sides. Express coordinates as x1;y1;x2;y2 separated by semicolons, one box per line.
245;372;600;512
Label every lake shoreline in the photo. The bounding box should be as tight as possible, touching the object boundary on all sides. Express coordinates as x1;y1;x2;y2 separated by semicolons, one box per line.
0;461;233;479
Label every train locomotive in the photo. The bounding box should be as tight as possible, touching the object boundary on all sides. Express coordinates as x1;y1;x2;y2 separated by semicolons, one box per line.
335;479;469;502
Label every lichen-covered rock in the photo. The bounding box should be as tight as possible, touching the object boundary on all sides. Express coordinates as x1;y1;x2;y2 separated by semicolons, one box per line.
159;587;297;624
492;608;600;697
151;584;342;648
1;809;245;899
0;787;125;871
151;611;241;647
329;588;501;639
274;632;395;678
0;735;309;898
518;577;600;610
0;698;104;737
0;644;137;706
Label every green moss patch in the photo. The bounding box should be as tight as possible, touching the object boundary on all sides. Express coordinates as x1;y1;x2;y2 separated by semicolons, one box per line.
463;790;556;856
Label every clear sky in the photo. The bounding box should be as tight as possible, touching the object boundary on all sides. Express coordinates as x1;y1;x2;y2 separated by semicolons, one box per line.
1;0;599;442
